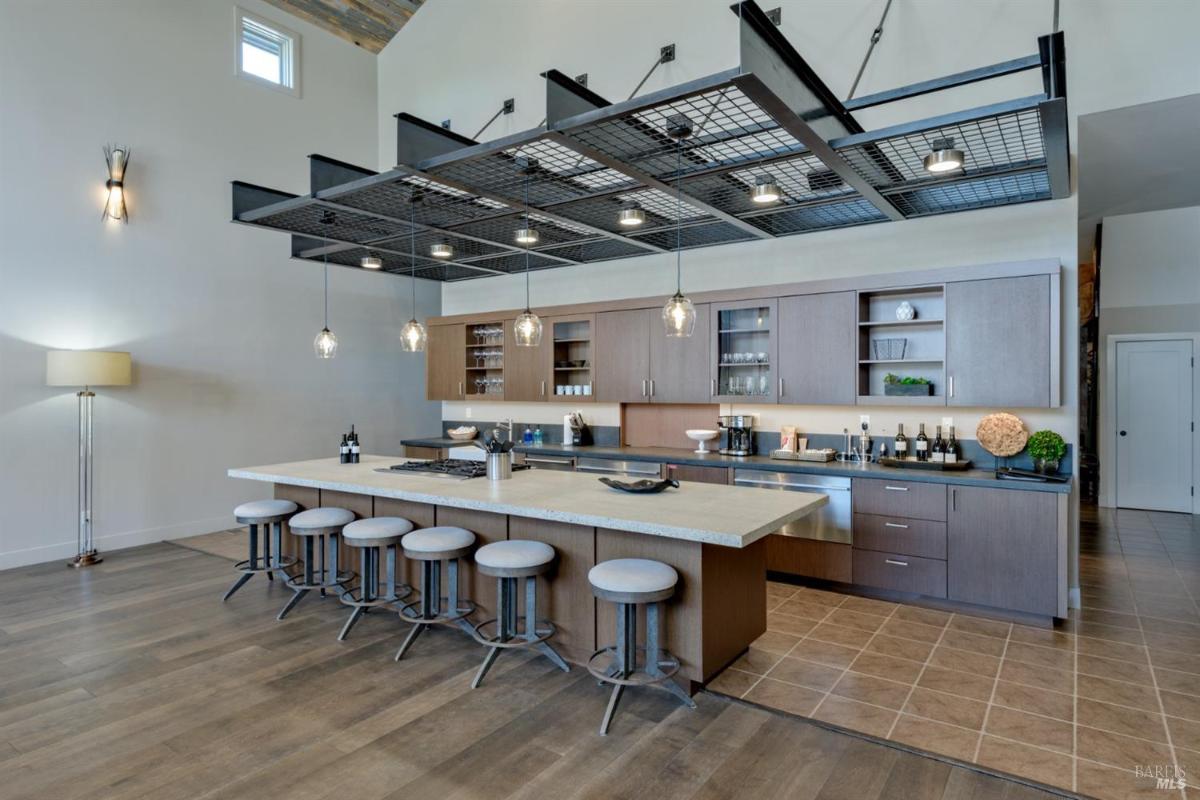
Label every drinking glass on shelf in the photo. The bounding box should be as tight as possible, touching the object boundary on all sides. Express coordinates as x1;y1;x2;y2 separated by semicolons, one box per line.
757;352;768;363
759;375;769;395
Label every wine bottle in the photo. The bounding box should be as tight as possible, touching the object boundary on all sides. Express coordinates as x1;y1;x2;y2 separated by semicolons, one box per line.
349;425;361;463
945;425;959;464
894;424;908;459
931;426;945;463
339;434;349;464
915;423;929;462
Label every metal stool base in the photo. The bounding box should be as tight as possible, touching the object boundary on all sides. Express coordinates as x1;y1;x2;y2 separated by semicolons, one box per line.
393;556;477;661
276;531;354;620
223;521;298;602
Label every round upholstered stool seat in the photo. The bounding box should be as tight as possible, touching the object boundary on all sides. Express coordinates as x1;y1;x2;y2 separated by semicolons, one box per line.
234;499;298;524
336;517;415;641
468;539;569;688
401;526;475;560
587;557;693;735
276;508;355;621
393;527;478;662
475;540;555;578
222;499;299;602
588;559;678;603
288;507;356;535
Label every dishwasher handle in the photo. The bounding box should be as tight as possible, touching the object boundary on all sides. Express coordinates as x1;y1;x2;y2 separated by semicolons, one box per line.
734;478;851;491
576;465;661;476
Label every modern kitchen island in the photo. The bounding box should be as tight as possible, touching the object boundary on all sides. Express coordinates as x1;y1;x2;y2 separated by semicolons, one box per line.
229;455;827;687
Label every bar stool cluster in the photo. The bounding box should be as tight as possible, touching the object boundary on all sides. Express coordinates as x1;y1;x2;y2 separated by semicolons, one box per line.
227;498;696;735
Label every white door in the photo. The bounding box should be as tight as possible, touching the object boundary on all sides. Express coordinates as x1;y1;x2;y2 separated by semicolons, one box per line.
1115;339;1193;512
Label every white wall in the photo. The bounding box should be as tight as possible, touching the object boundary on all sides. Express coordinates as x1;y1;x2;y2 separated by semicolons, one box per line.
1096;207;1200;508
0;0;441;568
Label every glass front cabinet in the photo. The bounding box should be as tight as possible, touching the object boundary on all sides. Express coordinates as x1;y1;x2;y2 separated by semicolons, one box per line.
710;299;778;402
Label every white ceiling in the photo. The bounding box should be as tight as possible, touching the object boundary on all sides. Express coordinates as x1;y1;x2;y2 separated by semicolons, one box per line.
1078;93;1200;259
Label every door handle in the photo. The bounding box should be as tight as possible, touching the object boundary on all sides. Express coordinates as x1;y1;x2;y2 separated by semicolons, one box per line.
778;377;784;396
884;522;909;529
641;379;647;397
649;379;655;397
540;380;546;397
1119;430;1127;436
885;559;909;567
948;376;955;398
458;381;463;396
884;485;909;492
711;378;717;396
951;487;957;511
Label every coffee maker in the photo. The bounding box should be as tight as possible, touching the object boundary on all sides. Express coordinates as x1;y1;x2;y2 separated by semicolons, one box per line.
718;415;755;456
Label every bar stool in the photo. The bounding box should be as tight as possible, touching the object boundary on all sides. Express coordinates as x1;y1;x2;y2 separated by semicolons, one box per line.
470;540;570;688
277;507;356;621
223;499;299;601
336;517;414;641
394;526;477;661
588;558;695;736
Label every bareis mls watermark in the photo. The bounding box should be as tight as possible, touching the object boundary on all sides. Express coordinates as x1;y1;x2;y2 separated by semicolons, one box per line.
1135;764;1186;791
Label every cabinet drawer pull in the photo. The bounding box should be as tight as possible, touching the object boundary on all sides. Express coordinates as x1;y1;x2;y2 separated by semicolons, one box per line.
883;522;909;529
885;559;909;567
884;485;909;492
649;379;655;397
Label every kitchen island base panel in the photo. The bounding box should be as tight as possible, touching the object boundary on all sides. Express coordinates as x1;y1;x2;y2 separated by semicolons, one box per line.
269;483;766;690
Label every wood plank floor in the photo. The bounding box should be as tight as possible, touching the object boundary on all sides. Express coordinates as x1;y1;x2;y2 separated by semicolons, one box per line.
0;542;1072;800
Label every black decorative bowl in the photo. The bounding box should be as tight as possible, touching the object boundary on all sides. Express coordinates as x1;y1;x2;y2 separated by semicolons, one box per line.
598;477;680;494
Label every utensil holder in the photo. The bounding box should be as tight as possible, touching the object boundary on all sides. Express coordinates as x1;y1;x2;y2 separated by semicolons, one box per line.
486;452;512;481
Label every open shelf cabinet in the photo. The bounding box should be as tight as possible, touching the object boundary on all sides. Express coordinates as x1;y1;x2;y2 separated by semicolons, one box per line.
857;286;946;405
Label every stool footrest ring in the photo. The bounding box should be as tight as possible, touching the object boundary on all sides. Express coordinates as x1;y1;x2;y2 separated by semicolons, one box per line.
397;597;476;626
234;555;298;574
338;585;412;609
285;569;355;591
586;645;682;687
471;618;557;648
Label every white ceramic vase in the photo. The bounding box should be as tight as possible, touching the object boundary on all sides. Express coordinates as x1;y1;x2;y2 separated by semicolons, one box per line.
895;301;915;321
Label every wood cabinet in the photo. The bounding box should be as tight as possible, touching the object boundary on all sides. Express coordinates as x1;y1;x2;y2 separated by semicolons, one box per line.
426;323;465;401
649;304;712;403
712;299;778;402
946;275;1052;408
778;292;856;405
852;549;946;598
766;537;851;582
665;462;729;485
594;309;650;403
503;318;550;402
946;485;1058;616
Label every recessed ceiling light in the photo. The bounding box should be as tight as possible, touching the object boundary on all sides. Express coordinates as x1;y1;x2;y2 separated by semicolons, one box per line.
618;205;646;227
923;138;965;174
515;227;539;245
430;242;453;258
360;254;383;269
751;175;781;204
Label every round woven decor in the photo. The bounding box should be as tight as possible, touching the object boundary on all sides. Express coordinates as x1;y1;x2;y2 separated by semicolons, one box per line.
976;413;1028;457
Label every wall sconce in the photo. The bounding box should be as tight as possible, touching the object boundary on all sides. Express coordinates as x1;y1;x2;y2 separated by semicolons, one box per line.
103;144;130;223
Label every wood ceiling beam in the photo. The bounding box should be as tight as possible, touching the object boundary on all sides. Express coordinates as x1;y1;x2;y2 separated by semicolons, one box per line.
262;0;424;54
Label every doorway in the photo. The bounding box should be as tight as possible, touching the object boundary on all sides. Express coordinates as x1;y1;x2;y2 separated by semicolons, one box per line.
1113;337;1194;512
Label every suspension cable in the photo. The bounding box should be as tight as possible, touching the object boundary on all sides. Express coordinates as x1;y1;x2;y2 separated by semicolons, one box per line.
846;0;895;101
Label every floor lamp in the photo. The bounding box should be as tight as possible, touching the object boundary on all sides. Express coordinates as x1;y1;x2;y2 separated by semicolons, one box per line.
46;350;132;568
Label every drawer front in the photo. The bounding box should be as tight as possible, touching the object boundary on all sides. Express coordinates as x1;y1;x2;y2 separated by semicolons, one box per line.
853;513;947;560
852;478;947;522
852;549;947;598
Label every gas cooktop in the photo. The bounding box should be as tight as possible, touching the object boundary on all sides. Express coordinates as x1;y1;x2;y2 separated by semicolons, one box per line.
384;459;530;479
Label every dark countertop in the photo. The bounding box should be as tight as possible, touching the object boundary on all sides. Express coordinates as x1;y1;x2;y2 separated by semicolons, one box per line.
401;437;1073;494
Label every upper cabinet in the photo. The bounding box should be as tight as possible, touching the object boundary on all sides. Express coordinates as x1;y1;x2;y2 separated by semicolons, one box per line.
595;309;651;403
503;318;549;402
649;304;711;404
426;323;466;401
778;292;856;406
946;275;1053;408
857;286;947;406
549;314;595;403
711;300;778;402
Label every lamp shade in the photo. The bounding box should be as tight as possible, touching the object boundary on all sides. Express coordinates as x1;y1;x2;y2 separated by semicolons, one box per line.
46;350;132;387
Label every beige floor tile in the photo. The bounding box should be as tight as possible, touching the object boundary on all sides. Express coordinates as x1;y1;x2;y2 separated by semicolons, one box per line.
892;605;951;628
998;658;1075;694
806;622;874;650
1150;647;1200;675
976;736;1073;788
1156;668;1200;699
1076;725;1175;771
766;655;843;692
1159;689;1200;722
1078;653;1155;685
1077;636;1150;664
788;638;861;670
1167;715;1200;751
750;630;802;655
826;607;887;633
1144;630;1200;656
889;714;980;762
903;687;988;730
948;615;1011;640
880;617;945;644
928;645;1000;678
1009;624;1075;651
743;677;825;717
984;706;1073;754
1075;621;1147;646
730;647;784;676
837;595;898;618
800;588;849;607
849;650;923;683
1141;615;1200;637
1077;698;1169;743
774;597;839;623
706;667;759;698
1172;746;1200;786
1079;672;1159;708
992;680;1074;722
831;671;912;710
766;581;801;600
812;694;898;738
864;634;934;664
1004;641;1075;672
917;665;996;702
766;612;819;637
940;629;1007;657
1078;607;1143;630
1075;760;1178;800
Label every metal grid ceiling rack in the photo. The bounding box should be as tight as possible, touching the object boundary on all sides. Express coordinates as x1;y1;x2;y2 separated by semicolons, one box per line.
231;1;1068;282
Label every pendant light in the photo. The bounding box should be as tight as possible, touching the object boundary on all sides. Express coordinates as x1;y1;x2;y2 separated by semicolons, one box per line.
513;172;542;347
361;253;383;269
430;242;453;259
618;203;646;227
313;249;338;359
662;119;696;338
400;196;428;353
923;137;964;174
750;175;781;204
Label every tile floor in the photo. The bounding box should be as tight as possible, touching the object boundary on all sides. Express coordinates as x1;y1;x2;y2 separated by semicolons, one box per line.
709;505;1200;799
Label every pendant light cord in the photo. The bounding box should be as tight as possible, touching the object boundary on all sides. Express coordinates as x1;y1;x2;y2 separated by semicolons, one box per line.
524;175;532;310
674;137;683;294
322;250;329;328
409;198;418;317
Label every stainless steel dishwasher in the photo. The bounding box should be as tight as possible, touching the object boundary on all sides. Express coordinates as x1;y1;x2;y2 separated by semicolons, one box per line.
733;470;852;544
520;453;576;471
574;457;664;479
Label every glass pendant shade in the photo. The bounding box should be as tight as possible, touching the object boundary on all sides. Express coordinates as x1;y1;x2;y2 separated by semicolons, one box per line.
515;227;539;245
313;327;338;359
360;254;383;269
430;242;453;258
400;318;427;352
662;292;696;338
513;309;543;347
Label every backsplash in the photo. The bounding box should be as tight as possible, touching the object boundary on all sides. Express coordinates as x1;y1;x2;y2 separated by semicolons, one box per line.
444;419;620;447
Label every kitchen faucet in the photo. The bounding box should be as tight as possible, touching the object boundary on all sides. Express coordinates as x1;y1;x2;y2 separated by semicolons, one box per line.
497;418;513;441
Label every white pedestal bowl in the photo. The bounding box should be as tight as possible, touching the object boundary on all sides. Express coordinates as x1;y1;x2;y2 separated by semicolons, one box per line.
686;429;720;454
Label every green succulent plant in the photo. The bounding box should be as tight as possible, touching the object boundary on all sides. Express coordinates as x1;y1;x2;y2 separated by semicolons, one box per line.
883;373;931;386
1027;430;1066;462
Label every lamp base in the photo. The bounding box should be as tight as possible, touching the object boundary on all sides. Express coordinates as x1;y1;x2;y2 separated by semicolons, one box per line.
68;550;103;568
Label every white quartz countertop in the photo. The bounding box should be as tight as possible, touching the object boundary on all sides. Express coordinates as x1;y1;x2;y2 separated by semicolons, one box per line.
228;455;827;548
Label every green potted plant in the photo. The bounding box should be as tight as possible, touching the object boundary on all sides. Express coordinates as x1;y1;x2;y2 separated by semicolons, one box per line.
1027;430;1066;474
882;373;933;397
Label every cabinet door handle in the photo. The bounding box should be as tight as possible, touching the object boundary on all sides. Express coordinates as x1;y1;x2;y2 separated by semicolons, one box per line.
884;522;909;529
711;378;717;397
649;379;655;397
948;376;955;398
951;487;957;511
641;379;647;397
778;377;784;396
540;380;545;397
884;485;909;492
885;559;909;567
458;381;463;396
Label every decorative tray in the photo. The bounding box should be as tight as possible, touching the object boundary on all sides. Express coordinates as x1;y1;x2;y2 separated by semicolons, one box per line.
770;449;836;462
598;477;680;494
995;467;1070;483
878;457;973;471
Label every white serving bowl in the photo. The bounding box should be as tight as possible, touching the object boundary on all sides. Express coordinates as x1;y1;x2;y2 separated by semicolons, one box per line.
686;429;720;454
446;426;478;441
